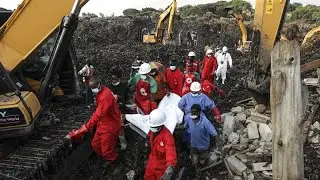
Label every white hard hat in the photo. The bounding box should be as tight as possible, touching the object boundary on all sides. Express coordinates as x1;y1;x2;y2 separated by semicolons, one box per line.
222;46;228;52
148;109;166;127
190;82;201;92
206;49;213;54
138;63;151;75
188;51;196;57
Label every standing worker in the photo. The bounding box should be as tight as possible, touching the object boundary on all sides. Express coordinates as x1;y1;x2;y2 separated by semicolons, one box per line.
128;63;158;115
200;49;218;83
184;51;199;73
165;60;184;97
109;70;128;150
149;62;168;105
214;46;222;59
144;109;177;180
130;55;145;78
78;63;94;106
216;46;233;84
184;104;217;179
67;75;121;166
182;63;200;96
178;82;221;123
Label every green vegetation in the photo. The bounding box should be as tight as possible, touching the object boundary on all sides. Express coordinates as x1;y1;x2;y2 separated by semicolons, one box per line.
288;5;320;24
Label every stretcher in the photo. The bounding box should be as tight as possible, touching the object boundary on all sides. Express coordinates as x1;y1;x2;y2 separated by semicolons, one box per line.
125;93;183;137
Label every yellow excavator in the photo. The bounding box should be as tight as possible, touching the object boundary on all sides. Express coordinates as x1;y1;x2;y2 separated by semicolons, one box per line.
143;0;177;44
0;0;88;139
302;26;320;45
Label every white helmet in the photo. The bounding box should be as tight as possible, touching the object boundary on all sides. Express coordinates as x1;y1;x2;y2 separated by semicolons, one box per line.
188;51;196;57
138;63;151;75
148;109;166;127
222;46;228;52
206;49;213;55
190;82;201;92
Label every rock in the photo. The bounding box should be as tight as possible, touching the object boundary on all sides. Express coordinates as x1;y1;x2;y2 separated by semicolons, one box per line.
262;171;273;176
252;139;259;146
126;170;135;180
247;122;259;140
209;152;218;163
254;104;266;113
231;106;245;113
252;162;272;172
258;123;272;142
308;130;314;137
233;176;242;180
254;146;268;154
211;178;218;180
248;172;254;180
313;121;320;131
232;144;247;151
240;134;249;145
234;112;247;122
243;128;248;133
236;154;248;163
246;112;270;124
223;115;235;136
228;132;240;144
223;144;232;152
311;134;320;144
226;156;247;175
260;141;272;150
221;112;234;122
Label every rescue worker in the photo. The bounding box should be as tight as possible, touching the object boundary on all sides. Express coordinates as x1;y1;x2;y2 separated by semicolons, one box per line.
184;51;199;73
109;70;128;150
184;104;217;179
130;55;145;77
201;80;225;98
78;63;94;105
214;46;222;59
178;82;221;123
67;75;121;166
149;62;168;105
182;63;200;96
128;63;158;115
144;109;177;180
200;49;218;83
165;60;183;97
216;46;233;84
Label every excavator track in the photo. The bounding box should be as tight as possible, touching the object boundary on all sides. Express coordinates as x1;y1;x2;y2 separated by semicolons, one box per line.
0;100;92;180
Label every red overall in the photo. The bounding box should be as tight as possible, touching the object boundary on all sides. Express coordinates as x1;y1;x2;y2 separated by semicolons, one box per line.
165;68;183;97
185;59;199;73
201;56;217;83
144;127;177;180
182;73;197;96
135;79;156;114
85;86;121;161
83;66;94;85
201;80;225;97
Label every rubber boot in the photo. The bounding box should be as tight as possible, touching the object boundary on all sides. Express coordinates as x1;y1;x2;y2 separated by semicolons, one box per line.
119;135;127;150
222;79;225;85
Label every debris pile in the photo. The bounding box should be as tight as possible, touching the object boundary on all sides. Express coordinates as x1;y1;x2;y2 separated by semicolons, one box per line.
220;98;273;179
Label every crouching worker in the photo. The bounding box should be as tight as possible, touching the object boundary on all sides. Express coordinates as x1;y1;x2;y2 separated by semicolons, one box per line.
145;109;177;180
67;75;121;167
185;104;217;179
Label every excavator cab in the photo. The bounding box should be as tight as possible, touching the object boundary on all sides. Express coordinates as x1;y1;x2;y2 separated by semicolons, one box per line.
143;0;177;44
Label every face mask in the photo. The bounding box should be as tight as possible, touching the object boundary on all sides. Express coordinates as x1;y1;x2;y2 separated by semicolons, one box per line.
150;127;160;133
170;66;176;71
150;72;156;76
137;60;141;63
190;115;199;119
91;87;100;94
207;54;212;57
140;74;147;80
191;92;200;97
112;81;120;86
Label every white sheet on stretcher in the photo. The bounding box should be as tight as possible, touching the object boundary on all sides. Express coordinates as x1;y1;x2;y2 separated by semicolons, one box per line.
125;93;184;134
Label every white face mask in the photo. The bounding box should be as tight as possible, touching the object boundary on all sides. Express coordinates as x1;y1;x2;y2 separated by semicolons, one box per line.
207;54;212;57
191;92;200;96
140;74;147;80
150;72;156;76
112;81;120;86
170;66;176;70
190;115;199;119
150;127;160;133
137;60;142;63
91;87;100;94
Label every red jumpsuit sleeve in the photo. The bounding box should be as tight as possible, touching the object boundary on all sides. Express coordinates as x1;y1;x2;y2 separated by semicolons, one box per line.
85;92;112;131
165;133;177;167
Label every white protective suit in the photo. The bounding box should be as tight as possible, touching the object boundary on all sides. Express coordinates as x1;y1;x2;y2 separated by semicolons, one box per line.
216;52;233;84
125;93;183;136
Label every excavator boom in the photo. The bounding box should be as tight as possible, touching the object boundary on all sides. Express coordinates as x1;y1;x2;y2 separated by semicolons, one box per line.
0;0;88;72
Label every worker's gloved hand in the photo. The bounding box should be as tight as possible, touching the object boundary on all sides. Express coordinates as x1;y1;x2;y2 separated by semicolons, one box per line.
215;115;221;123
67;124;88;140
212;107;221;123
161;166;174;180
216;89;225;96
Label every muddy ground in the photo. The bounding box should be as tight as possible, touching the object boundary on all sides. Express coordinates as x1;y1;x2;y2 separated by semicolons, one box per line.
69;15;320;179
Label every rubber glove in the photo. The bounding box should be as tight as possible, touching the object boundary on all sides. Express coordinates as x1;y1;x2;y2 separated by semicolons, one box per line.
161;166;174;180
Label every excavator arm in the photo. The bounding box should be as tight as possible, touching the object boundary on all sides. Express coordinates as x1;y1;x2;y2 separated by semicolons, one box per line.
143;0;177;44
247;0;289;94
0;0;88;72
302;26;320;46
